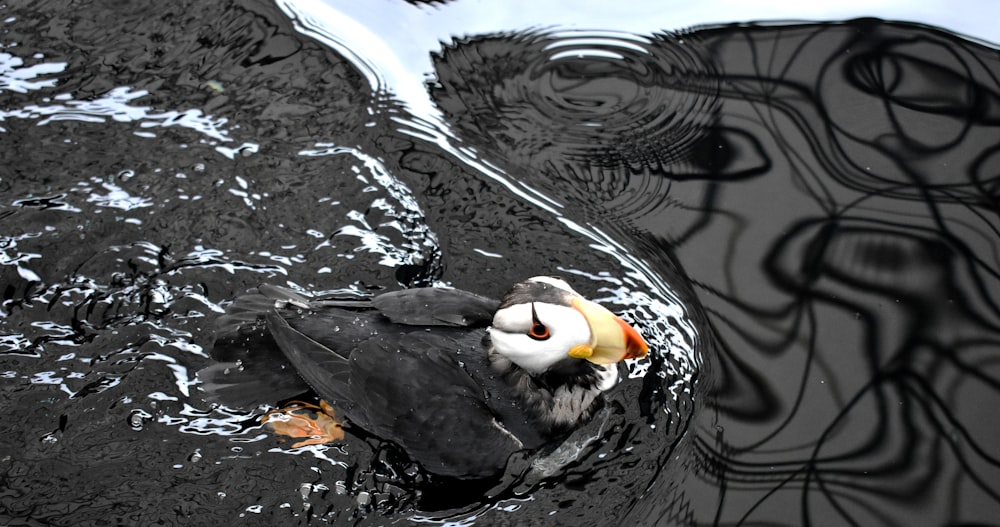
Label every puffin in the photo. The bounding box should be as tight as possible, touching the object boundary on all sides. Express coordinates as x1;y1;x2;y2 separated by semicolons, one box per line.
199;276;648;479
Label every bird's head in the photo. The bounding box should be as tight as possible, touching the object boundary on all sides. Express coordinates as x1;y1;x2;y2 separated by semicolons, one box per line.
489;276;649;374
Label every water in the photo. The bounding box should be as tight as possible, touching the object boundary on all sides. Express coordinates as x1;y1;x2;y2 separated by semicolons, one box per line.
1;1;998;525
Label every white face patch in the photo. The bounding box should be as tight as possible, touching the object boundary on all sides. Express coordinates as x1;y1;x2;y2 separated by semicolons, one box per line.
490;302;592;373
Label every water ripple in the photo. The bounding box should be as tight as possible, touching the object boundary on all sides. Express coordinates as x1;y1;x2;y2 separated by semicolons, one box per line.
432;29;720;185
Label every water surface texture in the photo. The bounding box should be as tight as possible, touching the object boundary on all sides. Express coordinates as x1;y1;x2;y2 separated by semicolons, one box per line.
1;1;999;526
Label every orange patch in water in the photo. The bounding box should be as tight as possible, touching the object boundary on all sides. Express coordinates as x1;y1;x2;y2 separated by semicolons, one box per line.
262;400;344;448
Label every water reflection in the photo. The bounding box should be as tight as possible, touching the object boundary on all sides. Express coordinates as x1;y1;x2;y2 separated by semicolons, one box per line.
431;30;719;176
665;21;1000;525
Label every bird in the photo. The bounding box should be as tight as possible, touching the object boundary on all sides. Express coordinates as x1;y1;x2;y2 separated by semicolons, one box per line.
198;276;648;479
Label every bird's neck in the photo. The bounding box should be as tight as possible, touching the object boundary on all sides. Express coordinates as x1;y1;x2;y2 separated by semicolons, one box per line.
488;351;616;433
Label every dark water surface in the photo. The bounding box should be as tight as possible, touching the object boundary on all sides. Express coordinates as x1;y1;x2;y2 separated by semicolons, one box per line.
2;1;999;525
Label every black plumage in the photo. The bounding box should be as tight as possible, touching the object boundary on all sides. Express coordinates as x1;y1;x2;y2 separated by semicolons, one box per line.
199;278;647;479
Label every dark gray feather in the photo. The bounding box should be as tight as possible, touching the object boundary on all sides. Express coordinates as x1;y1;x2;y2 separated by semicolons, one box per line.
372;288;498;327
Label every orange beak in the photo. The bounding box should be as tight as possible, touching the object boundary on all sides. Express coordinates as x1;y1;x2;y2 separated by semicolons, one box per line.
567;297;649;364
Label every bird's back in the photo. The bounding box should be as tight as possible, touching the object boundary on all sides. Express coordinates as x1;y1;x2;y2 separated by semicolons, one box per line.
200;285;537;478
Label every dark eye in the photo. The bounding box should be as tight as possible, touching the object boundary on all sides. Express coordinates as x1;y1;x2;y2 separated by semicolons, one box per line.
528;303;550;340
528;321;550;340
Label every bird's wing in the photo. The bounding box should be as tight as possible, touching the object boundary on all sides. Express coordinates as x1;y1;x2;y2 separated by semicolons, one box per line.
200;284;377;408
253;284;498;327
197;291;312;408
371;288;499;327
346;332;524;478
264;309;521;477
264;310;354;412
201;283;504;454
